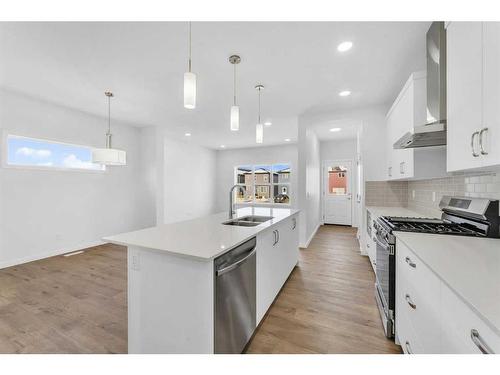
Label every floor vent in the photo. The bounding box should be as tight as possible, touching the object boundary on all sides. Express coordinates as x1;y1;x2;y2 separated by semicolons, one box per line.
63;250;85;257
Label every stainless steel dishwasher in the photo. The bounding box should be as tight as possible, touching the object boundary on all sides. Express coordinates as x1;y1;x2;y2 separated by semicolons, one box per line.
214;237;256;354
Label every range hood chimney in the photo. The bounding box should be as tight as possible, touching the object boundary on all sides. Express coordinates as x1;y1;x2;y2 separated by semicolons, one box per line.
394;21;447;149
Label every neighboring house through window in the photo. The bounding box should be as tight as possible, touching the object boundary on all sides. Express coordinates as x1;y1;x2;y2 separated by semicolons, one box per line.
234;163;291;205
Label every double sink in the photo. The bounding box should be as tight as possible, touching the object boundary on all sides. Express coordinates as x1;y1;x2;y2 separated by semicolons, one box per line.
222;215;273;227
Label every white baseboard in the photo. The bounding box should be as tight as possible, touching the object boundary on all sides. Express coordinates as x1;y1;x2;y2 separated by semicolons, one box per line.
0;240;105;269
300;222;321;248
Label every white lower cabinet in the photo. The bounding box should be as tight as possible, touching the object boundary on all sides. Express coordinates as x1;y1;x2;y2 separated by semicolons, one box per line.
396;238;500;354
256;214;299;324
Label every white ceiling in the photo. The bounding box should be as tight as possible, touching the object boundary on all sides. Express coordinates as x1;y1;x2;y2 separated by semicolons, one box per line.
0;22;429;149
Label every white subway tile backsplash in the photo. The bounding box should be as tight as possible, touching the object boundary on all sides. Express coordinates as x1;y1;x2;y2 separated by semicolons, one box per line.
365;171;500;215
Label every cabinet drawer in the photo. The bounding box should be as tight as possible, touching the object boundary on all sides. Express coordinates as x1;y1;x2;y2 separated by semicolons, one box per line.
397;306;424;354
396;239;442;353
440;284;500;354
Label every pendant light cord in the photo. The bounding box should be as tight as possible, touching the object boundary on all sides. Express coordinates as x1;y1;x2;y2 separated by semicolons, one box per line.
188;22;192;72
107;94;111;135
233;63;237;106
258;87;261;124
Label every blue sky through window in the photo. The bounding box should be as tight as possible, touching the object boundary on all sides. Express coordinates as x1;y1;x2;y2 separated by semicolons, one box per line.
6;135;104;170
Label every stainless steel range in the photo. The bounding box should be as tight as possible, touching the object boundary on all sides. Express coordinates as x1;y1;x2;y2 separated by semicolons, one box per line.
373;196;500;338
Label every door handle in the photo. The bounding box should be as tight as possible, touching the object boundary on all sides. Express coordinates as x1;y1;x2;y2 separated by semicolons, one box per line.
400;162;405;174
471;329;494;354
292;218;296;230
276;229;280;244
272;230;277;246
479;127;489;155
405;256;416;268
405;294;417;309
471;131;480;157
216;248;256;276
405;341;413;354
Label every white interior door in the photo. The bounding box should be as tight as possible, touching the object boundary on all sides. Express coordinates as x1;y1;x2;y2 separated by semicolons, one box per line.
323;160;352;226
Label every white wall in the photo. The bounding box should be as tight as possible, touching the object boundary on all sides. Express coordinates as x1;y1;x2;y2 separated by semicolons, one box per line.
297;115;322;248
0;88;155;268
215;144;298;213
163;137;217;224
320;138;359;227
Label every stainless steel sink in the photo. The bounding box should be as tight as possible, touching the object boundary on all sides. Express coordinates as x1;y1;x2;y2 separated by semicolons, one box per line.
222;221;260;227
238;215;273;223
222;215;273;227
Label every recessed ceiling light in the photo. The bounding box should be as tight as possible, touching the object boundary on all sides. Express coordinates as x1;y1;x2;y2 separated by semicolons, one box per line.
284;138;291;142
330;128;342;132
264;121;272;126
339;90;351;97
337;41;353;52
184;132;191;137
220;145;226;148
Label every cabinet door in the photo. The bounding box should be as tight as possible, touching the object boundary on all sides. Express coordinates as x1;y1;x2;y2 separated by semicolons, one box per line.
256;228;281;323
447;22;484;171
481;22;500;167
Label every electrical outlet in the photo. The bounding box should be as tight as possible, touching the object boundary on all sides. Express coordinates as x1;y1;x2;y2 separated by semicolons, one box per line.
131;253;140;271
412;190;415;199
432;192;436;202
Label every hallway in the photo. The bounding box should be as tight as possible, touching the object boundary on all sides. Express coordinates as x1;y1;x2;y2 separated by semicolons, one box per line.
246;225;401;353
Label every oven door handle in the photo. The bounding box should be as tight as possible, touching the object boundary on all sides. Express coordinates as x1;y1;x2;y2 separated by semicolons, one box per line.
373;235;390;252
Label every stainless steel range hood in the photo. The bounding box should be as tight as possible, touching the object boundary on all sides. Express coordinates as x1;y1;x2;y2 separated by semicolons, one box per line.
394;22;447;149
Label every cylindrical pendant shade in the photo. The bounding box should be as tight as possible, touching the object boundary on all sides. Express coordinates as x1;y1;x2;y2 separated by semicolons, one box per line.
184;72;196;109
92;148;127;166
230;105;239;131
256;123;264;144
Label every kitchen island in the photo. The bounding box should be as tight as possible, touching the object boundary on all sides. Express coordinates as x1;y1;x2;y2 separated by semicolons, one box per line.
104;207;300;354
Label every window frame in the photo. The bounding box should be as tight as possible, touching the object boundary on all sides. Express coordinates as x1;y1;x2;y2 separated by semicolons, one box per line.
234;162;291;206
1;132;107;173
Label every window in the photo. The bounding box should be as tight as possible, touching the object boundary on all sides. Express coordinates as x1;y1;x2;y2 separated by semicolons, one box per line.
234;163;291;205
4;134;105;171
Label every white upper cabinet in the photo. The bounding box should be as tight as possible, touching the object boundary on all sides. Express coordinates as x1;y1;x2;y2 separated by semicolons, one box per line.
447;22;500;172
385;72;446;181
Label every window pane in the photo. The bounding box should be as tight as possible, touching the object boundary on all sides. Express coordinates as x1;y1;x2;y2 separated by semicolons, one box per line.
272;163;291;184
255;185;272;203
7;135;104;171
273;184;290;204
254;165;271;184
328;165;348;195
234;185;254;203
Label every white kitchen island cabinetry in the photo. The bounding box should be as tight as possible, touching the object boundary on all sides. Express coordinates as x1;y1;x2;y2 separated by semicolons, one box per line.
104;208;299;354
447;21;500;172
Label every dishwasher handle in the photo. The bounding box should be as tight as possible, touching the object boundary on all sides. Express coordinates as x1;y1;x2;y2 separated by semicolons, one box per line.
216;248;256;276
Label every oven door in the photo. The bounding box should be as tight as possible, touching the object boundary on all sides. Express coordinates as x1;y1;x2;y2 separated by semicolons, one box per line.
374;230;395;337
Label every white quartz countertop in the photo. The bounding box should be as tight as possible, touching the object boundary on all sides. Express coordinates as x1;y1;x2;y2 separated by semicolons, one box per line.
395;232;500;334
366;206;439;219
104;207;299;261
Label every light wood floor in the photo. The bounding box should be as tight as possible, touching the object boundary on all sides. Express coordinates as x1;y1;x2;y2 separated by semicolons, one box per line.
0;225;400;354
246;225;401;354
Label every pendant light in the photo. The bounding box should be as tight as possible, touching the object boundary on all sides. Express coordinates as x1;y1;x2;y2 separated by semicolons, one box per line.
92;91;126;166
255;85;264;144
229;55;241;131
184;22;196;109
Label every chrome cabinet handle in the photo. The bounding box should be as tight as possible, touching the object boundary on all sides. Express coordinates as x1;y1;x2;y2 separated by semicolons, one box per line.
292;218;296;230
405;294;417;309
405;341;413;354
405;256;416;268
471;131;480;157
272;230;277;246
400;161;405;174
471;329;494;354
388;167;392;177
367;243;370;248
479;128;489;155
